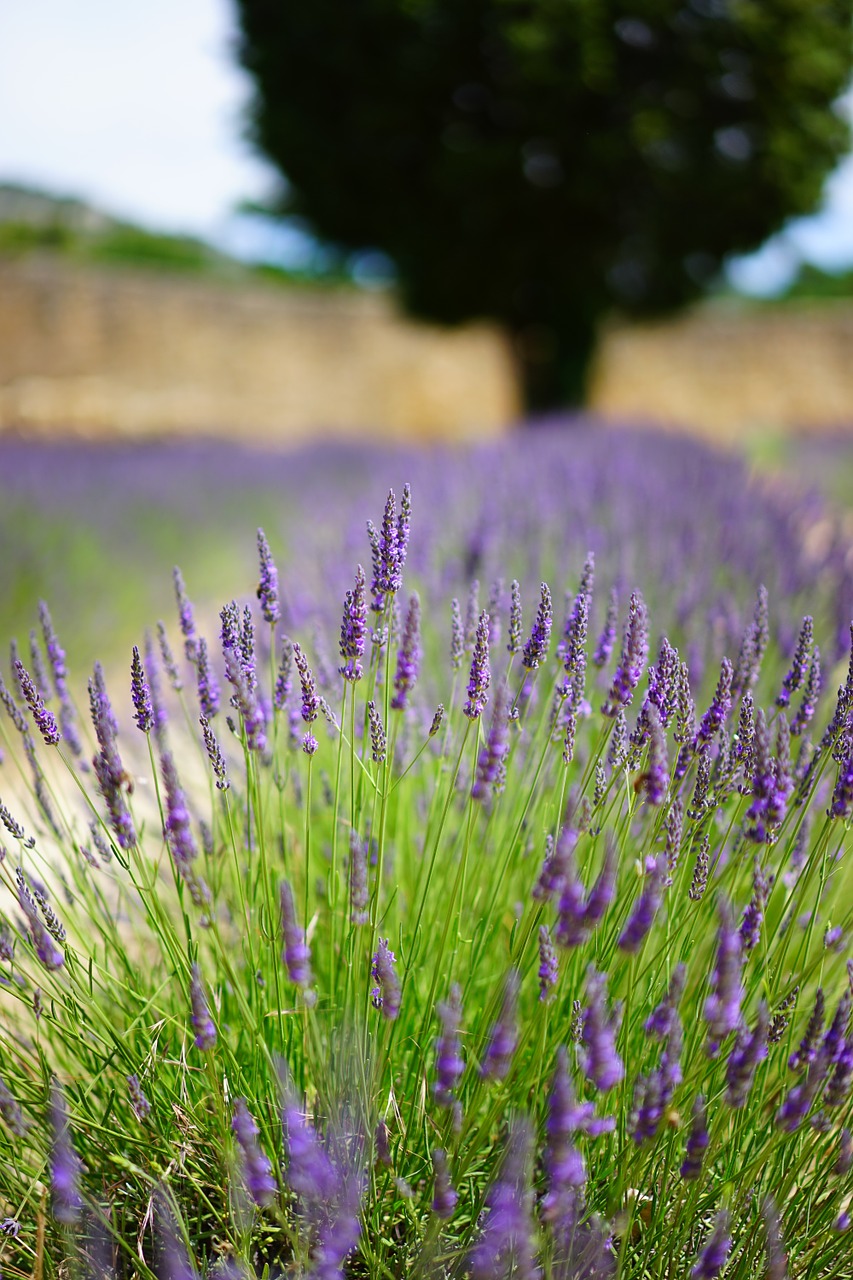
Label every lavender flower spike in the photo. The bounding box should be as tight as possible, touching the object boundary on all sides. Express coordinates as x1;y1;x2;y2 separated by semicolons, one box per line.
693;657;733;749
693;1211;732;1279
371;938;401;1019
467;1119;539;1280
680;1095;709;1180
292;642;319;723
14;659;60;745
189;964;217;1051
542;1047;587;1222
232;1097;277;1207
431;1148;457;1219
464;611;491;720
538;924;559;1002
256;528;281;625
130;645;153;733
391;592;421;710
521;582;552;671
339;565;367;682
725;1002;769;1108
704;899;744;1056
777;615;813;707
50;1085;83;1225
581;967;624;1092
617;854;666;953
434;984;465;1115
602;591;648;717
161;750;210;907
280;880;314;993
480;970;520;1081
173;566;198;662
195;637;220;720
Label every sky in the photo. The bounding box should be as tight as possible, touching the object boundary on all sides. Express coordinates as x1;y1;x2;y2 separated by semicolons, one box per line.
2;0;853;293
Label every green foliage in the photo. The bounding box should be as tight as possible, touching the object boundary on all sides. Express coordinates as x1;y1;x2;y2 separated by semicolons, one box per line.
235;0;853;405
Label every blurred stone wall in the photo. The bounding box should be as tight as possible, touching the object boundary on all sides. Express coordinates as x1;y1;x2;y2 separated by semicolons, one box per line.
588;301;853;441
0;257;519;442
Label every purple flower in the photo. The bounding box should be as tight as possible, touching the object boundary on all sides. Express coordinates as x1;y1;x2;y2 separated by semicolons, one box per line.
693;657;733;749
581;968;624;1093
472;684;511;802
740;858;771;952
256;528;281;625
280;880;314;992
431;1148;457;1219
481;970;520;1081
371;485;411;602
830;743;853;820
789;989;825;1072
349;829;369;925
680;1095;709;1180
464;611;491;719
39;602;81;755
538;925;559;1003
371;938;401;1019
18;880;64;971
130;645;153;733
195;637;220;720
157;620;183;691
732;584;769;696
127;1074;151;1122
647;636;680;727
391;592;421;710
542;1047;588;1222
284;1099;337;1203
367;700;387;764
199;715;229;790
14;659;60;745
777;615;813;707
704;899;744;1056
645;965;686;1039
434;984;464;1112
50;1085;82;1225
692;1210;731;1279
791;647;821;736
173;566;198;662
593;588;618;669
450;597;465;668
618;855;665;953
275;637;293;709
725;1002;769;1108
507;579;522;655
339;565;367;682
0;1077;28;1137
189;965;217;1051
232;1097;277;1206
522;582;553;671
89;663;136;848
642;705;668;806
762;1197;788;1280
146;630;169;741
161;750;209;907
602;591;648;717
292;642;319;723
467;1119;539;1280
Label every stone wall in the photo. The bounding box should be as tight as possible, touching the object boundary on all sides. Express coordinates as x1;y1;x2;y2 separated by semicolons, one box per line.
0;256;519;442
588;301;853;442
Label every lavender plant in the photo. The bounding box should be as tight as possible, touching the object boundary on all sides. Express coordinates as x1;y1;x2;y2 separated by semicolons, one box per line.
0;437;851;1279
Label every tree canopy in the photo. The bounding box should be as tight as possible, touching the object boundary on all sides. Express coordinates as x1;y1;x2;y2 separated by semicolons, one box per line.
235;0;853;407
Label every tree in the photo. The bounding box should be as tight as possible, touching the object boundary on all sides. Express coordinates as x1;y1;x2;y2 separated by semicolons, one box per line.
235;0;853;409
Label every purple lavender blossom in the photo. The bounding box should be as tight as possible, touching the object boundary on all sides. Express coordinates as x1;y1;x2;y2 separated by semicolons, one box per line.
732;584;769;696
538;925;559;1002
789;989;825;1072
292;642;319;723
542;1047;588;1222
173;566;198;662
704;899;744;1056
275;637;293;710
284;1098;338;1203
692;1210;731;1279
791;647;821;736
391;592;421;710
740;858;771;952
602;591;648;716
431;1148;457;1219
830;743;853;820
200;716;229;790
256;528;281;626
645;965;686;1039
593;588;618;669
647;636;680;727
130;645;153;733
745;708;776;843
367;700;387;763
642;704;668;806
372;485;411;600
195;637;220;720
762;1197;788;1280
467;1119;538;1280
127;1074;151;1122
14;659;60;745
434;984;464;1112
725;1002;769;1107
89;663;136;848
349;829;369;925
339;565;367;682
472;684;510;802
680;1095;709;1180
232;1097;277;1207
617;855;666;953
480;970;520;1081
18;881;64;970
507;580;522;655
464;611;491;720
280;880;314;992
189;965;217;1051
38;602;81;755
371;938;401;1019
161;750;209;907
0;1078;28;1136
145;630;169;742
777;615;813;707
50;1085;82;1224
693;657;733;749
157;620;183;692
581;968;624;1092
450;597;465;668
522;582;553;671
464;580;480;651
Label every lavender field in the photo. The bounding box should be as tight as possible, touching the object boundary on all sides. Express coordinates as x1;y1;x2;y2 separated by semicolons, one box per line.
0;423;852;1279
